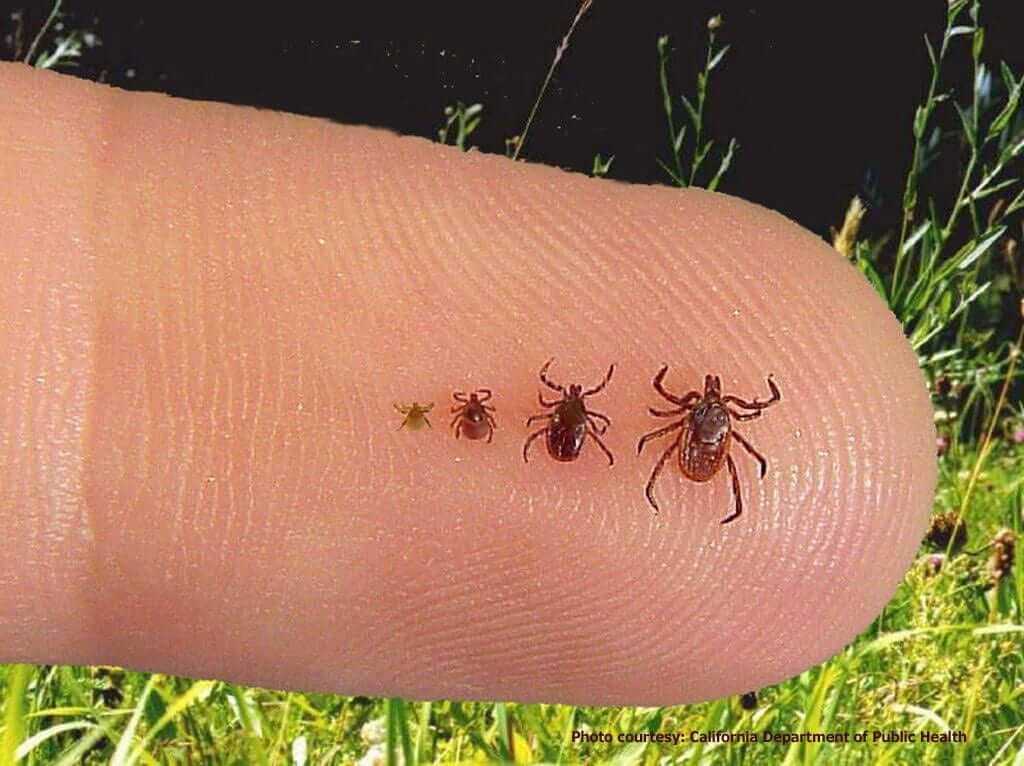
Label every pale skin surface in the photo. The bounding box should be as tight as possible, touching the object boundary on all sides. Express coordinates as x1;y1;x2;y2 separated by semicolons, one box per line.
0;63;936;706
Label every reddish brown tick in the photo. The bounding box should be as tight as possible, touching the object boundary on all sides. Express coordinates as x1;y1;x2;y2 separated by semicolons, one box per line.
451;389;497;442
637;367;780;523
523;358;616;465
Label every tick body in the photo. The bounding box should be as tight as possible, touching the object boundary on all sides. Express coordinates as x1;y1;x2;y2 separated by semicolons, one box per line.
637;368;780;524
394;402;434;431
451;389;497;442
523;358;616;465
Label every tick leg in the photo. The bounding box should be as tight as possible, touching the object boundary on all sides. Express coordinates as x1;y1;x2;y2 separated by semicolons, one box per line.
732;430;768;478
649;405;692;418
644;437;681;515
394;403;408;414
729;409;761;421
476;389;492;402
526;412;553;427
653;365;681;403
483;404;496;412
453;391;468;403
723;376;781;410
637;420;686;455
539;358;564;393
539;391;561;407
450;413;462;428
523;427;548;462
652;365;702;406
586;410;611;427
721;454;743;524
485;412;498;429
423;416;432;428
586;416;607;435
451;404;465;414
588;429;615;466
455;420;463;439
583;363;615;396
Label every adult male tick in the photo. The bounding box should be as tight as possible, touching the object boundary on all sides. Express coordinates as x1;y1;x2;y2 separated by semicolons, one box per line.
523;358;616;465
637;367;780;523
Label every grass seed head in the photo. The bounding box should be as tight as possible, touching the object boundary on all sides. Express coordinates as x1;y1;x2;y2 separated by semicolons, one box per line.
988;528;1015;584
831;196;867;259
924;553;947;575
925;511;969;550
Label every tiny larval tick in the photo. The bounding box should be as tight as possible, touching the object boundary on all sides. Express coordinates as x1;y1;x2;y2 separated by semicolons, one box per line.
523;358;615;465
637;367;780;523
394;401;434;431
450;389;497;442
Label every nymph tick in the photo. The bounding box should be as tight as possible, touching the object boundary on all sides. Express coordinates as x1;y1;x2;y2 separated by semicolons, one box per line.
451;389;497;442
395;402;434;431
523;358;615;465
637;368;780;523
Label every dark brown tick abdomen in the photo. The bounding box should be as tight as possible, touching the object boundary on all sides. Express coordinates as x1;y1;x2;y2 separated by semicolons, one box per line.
460;407;490;440
548;401;588;461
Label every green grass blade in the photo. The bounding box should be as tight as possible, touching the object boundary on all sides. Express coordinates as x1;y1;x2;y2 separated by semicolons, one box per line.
1;665;32;766
414;701;432;765
110;675;157;766
123;680;217;766
386;698;414;766
14;721;96;761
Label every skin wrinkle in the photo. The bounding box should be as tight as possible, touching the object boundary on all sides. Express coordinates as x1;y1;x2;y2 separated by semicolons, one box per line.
486;188;577;343
522;176;621;342
194;240;221;559
224;207;244;542
174;206;195;565
534;216;619;349
0;64;938;704
425;156;489;322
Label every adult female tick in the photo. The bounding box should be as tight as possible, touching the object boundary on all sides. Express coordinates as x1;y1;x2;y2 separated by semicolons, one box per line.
637;367;780;523
523;358;615;465
450;389;497;442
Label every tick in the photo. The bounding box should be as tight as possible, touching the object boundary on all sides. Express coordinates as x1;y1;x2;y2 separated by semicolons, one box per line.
523;358;615;465
451;389;497;442
637;367;780;524
395;401;434;431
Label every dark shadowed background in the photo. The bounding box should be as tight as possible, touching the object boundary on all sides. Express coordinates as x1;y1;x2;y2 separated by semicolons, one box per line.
2;1;1022;237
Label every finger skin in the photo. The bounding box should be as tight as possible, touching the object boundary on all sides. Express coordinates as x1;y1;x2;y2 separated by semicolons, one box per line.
0;63;936;705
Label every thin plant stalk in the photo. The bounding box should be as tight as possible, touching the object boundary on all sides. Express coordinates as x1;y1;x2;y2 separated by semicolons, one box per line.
955;308;1024;525
23;0;61;64
511;0;593;161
